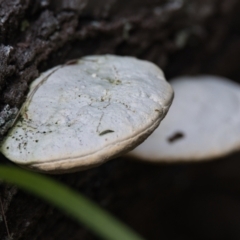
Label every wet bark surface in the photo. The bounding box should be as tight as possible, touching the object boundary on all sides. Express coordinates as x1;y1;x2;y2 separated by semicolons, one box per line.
1;0;240;239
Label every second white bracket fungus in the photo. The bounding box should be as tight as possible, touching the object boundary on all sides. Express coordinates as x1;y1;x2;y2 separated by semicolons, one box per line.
0;55;173;173
128;75;240;162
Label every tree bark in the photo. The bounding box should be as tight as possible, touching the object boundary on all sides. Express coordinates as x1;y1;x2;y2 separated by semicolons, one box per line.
1;0;240;239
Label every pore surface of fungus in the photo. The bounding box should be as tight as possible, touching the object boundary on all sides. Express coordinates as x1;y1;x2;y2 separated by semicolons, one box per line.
0;55;173;173
128;75;240;162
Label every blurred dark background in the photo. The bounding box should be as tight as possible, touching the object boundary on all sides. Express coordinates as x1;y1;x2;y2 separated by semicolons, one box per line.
1;0;240;239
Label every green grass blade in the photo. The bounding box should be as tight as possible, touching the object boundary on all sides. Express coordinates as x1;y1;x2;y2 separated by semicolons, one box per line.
0;166;145;240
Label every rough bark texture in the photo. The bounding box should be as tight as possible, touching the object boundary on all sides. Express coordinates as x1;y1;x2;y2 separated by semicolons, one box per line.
1;0;240;239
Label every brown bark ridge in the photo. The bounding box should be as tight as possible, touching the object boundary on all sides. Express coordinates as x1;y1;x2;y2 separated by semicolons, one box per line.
1;0;240;239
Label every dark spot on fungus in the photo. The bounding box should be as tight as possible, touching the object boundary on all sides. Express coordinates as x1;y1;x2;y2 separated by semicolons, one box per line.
66;59;78;65
99;130;114;136
167;132;184;143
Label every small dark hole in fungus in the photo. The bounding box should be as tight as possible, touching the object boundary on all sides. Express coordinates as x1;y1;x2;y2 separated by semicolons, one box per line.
99;130;114;136
65;59;78;65
167;132;184;143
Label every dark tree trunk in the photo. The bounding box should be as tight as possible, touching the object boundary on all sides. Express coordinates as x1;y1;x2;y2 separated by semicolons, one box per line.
1;0;240;239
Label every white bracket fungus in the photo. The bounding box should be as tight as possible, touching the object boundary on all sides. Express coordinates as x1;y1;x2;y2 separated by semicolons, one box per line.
0;55;173;173
128;75;240;162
